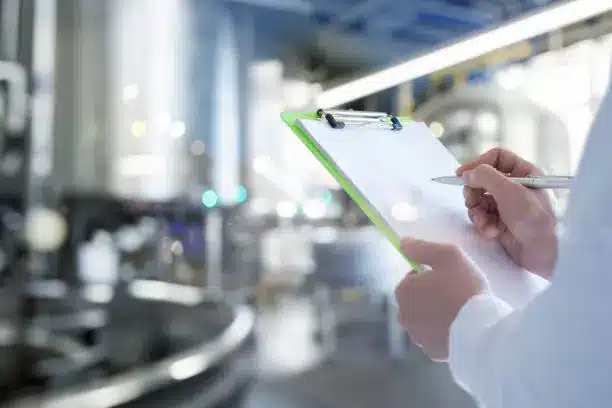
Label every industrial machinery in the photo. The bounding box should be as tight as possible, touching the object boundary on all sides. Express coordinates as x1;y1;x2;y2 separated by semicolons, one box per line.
414;84;572;176
0;2;256;406
4;280;255;407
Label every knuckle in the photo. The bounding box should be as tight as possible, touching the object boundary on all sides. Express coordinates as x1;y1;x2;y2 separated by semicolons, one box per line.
472;164;498;183
487;147;503;157
473;163;491;175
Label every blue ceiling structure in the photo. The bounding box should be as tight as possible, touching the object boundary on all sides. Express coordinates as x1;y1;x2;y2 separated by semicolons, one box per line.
229;0;564;74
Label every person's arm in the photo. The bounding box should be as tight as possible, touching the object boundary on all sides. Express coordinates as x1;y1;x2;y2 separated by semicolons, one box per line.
447;292;513;402
448;75;612;408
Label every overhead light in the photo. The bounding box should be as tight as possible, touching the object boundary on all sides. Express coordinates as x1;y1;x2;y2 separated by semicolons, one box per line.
130;121;147;137
276;201;297;218
122;84;139;101
303;199;326;220
157;113;172;129
496;64;526;90
169;120;186;138
429;122;445;138
316;0;612;108
249;198;270;215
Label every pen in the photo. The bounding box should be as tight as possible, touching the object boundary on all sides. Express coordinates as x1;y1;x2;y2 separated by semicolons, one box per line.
432;175;573;189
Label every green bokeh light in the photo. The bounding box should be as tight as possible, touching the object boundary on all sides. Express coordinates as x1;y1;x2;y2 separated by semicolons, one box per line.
201;190;219;208
234;185;248;203
321;190;333;204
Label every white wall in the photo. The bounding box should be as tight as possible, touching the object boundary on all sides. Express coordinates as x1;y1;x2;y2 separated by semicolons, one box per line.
494;34;612;173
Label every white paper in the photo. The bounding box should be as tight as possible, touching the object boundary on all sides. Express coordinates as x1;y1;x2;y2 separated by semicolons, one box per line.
297;118;547;307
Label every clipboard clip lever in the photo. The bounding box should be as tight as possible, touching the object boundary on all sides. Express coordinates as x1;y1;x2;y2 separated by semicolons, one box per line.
316;109;402;131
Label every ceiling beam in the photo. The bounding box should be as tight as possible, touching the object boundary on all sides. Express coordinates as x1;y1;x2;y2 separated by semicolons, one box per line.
316;0;612;108
417;0;494;27
226;0;313;15
325;0;387;26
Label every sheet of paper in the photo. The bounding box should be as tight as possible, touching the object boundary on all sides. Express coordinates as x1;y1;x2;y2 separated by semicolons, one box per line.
297;118;547;307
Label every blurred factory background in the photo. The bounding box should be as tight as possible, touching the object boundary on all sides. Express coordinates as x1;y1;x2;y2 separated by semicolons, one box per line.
0;0;611;406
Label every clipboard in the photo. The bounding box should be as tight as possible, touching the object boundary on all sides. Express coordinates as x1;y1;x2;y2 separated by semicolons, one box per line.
281;109;548;307
281;110;418;269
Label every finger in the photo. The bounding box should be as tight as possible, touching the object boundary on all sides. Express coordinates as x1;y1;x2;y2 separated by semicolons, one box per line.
395;271;419;294
401;237;459;267
463;164;553;239
468;206;487;229
463;164;527;205
481;212;501;239
464;187;497;213
466;164;547;232
456;148;542;177
468;207;500;239
498;223;520;260
463;186;483;208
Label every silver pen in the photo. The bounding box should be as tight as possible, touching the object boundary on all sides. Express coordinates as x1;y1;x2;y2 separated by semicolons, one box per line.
432;175;573;189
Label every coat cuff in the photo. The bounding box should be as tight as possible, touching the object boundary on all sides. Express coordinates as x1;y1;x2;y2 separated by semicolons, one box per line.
448;292;513;393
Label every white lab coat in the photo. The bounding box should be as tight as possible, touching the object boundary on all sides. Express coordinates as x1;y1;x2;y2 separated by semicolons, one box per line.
448;63;612;408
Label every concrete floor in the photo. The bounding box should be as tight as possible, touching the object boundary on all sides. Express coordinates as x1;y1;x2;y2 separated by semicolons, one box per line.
241;296;477;408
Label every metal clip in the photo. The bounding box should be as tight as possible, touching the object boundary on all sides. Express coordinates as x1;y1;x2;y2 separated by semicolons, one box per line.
316;109;402;131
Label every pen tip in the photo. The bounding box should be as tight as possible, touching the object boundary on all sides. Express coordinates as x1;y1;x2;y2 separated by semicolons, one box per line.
431;176;463;185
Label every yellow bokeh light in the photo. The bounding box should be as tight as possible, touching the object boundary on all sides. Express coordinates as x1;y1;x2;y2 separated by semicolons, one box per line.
429;121;445;138
131;121;147;137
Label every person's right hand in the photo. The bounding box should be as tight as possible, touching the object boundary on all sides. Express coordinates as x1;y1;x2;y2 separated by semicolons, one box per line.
456;148;558;280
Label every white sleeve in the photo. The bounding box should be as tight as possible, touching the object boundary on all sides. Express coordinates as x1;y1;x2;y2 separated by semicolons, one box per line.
448;293;512;401
447;67;612;408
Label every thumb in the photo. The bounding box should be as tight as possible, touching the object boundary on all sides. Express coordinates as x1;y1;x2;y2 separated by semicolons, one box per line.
401;237;459;267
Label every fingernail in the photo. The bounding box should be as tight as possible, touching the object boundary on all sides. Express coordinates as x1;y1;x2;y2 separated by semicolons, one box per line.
484;226;499;239
462;170;472;185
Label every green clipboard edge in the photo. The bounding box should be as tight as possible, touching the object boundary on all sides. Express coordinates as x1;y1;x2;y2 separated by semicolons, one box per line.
281;111;420;271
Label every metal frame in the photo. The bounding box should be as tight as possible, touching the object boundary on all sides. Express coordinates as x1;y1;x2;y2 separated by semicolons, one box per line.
8;280;255;408
316;109;403;130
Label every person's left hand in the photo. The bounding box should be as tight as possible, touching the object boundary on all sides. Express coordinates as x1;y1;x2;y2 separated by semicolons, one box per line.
395;237;488;361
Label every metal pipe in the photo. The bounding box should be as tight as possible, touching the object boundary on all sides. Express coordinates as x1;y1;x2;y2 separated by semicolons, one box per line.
1;0;21;60
9;282;255;408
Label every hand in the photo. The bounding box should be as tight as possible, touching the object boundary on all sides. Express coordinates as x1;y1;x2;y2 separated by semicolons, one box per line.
395;237;488;361
456;148;557;279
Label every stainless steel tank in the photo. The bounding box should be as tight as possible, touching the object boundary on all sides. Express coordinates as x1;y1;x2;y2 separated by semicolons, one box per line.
414;85;572;176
